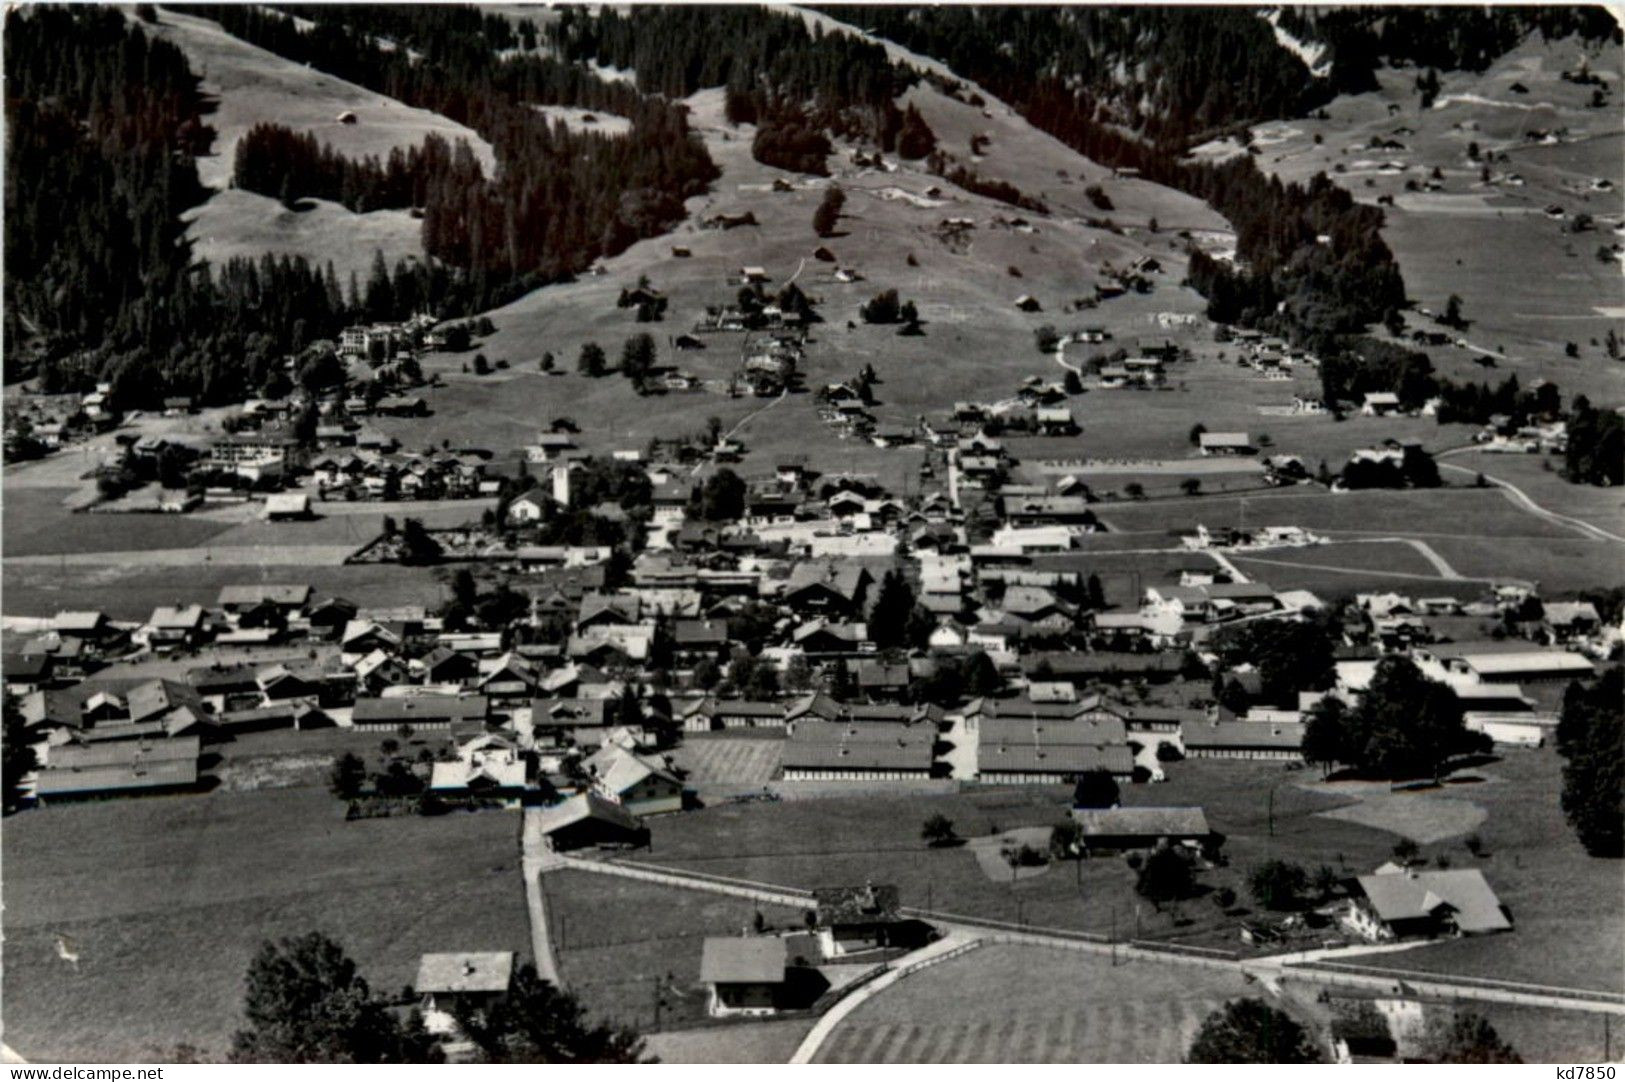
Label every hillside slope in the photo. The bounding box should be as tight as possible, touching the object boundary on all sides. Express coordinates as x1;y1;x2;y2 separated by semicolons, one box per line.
137;7;495;281
398;72;1230;480
1223;32;1625;404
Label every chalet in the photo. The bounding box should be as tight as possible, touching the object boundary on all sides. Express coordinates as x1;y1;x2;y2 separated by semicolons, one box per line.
1069;807;1220;854
535;792;645;850
350;695;488;732
1361;392;1402;417
144;606;208;650
217;584;312;614
567;625;655;666
1001;495;1095;527
354;650;410;694
1543;601;1601;642
672;619;730;663
813;883;903;956
585;744;684;815
1343;868;1511;942
428;735;528;805
1035;407;1078;436
476;653;540;702
2;652;53;692
791;619;869;657
419;646;479;686
530;697;612;744
700;937;786;1017
507;487;551;524
782;562;872;618
1198;431;1254;456
416;952;515;1040
995;585;1075;635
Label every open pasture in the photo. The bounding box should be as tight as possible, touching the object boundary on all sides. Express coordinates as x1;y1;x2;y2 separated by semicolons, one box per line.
2;786;529;1062
1240;33;1625;405
545;869;807;1033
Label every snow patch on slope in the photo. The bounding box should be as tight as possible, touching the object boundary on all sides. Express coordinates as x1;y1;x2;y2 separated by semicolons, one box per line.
1262;9;1332;80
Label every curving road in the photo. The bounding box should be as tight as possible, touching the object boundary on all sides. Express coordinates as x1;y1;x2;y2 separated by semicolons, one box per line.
1437;459;1625;544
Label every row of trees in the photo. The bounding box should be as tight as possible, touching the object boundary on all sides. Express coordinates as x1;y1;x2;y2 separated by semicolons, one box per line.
232;123;473;213
1556;668;1624;858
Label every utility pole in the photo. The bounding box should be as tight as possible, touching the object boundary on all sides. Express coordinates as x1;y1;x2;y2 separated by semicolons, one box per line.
652;975;662;1030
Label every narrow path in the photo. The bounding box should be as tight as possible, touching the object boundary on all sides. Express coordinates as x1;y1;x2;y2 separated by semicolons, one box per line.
1437;460;1625;544
691;388;789;478
520;809;565;986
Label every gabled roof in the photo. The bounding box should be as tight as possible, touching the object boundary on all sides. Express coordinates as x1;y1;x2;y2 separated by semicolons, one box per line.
700;937;786;984
1354;869;1511;933
148;605;205;630
415;952;515;995
535;791;641;835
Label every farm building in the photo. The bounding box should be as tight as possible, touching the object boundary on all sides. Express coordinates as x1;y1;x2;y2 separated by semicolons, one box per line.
1069;806;1220;854
263;493;312;521
33;736;202;803
534;792;646;851
1343;868;1511;942
699;937;787;1017
1198;432;1255;456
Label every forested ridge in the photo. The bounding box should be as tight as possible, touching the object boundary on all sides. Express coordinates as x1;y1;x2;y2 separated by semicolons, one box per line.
3;6;377;406
197;4;718;291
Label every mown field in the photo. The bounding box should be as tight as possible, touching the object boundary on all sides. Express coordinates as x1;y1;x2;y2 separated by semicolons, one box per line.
1;562;448;620
544;869;807;1033
2;488;234;558
644;1017;816;1064
813;942;1256;1063
3;786;530;1062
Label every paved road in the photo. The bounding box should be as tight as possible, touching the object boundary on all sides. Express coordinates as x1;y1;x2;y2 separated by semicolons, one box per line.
565;854;1625;1017
1438;459;1625;544
520;810;565;986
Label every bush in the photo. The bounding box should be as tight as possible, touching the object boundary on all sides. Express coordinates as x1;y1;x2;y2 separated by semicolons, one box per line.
1155;742;1184;762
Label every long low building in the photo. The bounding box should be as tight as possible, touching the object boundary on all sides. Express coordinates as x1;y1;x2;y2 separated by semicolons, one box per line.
978;741;1133;784
351;694;490;731
782;721;936;781
34;736;203;802
1180;719;1304;761
1070;806;1219;852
